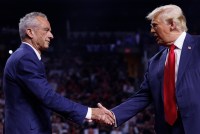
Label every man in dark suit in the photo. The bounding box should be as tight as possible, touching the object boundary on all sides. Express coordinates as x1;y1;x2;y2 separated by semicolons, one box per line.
3;12;114;134
109;4;200;134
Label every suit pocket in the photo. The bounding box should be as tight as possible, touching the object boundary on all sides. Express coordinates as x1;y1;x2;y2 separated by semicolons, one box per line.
30;118;39;130
29;117;50;132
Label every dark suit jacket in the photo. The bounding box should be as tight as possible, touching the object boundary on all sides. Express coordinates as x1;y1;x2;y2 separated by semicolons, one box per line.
111;33;200;134
3;43;88;134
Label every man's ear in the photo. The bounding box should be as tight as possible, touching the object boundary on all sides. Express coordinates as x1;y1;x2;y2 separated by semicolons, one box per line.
169;21;176;31
26;28;34;38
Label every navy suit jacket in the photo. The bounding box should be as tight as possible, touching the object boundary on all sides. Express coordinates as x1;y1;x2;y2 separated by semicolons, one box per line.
111;33;200;134
3;43;88;134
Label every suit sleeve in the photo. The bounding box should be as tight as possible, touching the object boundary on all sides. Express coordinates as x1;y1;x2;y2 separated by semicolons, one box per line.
16;55;88;125
111;64;152;126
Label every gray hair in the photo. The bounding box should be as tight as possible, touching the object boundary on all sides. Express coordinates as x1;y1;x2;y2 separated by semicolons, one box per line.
19;12;47;40
146;4;187;32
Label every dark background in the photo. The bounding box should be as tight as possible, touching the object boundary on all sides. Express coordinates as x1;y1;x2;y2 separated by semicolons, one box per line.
0;0;199;33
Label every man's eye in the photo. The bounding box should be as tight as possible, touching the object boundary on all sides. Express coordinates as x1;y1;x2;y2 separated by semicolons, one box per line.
151;24;158;28
43;28;49;32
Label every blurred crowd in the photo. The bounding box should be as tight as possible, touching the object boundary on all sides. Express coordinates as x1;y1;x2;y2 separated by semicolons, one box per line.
0;26;160;134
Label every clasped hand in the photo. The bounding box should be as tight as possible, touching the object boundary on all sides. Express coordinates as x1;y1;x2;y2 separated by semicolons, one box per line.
91;103;115;126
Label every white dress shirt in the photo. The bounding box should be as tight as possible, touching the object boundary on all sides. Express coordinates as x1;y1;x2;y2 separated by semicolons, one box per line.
166;32;186;82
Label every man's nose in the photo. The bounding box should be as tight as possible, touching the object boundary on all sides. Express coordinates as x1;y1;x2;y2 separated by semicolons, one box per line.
49;32;54;39
150;27;155;33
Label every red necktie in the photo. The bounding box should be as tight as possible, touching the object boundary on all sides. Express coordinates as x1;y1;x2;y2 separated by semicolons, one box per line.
163;44;177;125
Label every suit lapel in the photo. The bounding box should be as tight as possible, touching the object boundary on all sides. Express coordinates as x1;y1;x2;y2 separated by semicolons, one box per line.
20;43;46;74
176;34;196;86
20;43;41;61
20;43;35;54
159;48;168;101
159;48;168;79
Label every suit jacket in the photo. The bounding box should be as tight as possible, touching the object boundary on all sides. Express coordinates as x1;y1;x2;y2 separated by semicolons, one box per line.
111;33;200;134
3;43;88;134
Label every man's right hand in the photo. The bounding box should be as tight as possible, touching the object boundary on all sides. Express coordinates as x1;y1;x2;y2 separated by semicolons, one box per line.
91;103;115;126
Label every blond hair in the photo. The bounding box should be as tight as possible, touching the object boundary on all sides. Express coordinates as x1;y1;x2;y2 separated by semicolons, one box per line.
146;4;187;32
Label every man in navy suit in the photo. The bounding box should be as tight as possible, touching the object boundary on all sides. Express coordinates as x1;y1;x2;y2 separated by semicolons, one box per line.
109;4;200;134
3;12;114;134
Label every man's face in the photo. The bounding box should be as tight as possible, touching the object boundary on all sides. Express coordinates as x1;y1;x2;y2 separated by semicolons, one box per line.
150;15;172;45
32;16;54;51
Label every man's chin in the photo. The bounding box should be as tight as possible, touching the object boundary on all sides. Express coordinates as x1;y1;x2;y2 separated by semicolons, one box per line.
41;46;49;51
156;40;165;46
156;38;161;44
156;40;161;44
44;45;50;49
155;42;166;47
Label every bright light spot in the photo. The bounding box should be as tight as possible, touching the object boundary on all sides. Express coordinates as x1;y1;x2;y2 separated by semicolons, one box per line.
9;50;13;54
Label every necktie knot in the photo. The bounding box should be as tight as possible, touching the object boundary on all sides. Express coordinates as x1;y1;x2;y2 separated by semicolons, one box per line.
169;44;176;51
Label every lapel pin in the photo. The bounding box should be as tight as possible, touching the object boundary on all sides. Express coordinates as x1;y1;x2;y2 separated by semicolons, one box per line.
188;46;192;50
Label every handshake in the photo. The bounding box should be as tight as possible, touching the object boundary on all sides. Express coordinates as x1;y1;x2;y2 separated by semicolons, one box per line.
90;103;115;126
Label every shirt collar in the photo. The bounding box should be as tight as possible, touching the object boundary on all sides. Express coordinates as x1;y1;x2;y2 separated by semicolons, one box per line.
22;42;41;60
174;31;186;50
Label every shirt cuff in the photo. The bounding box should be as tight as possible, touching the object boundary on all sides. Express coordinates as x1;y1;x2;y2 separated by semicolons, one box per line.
85;107;92;119
110;111;117;127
